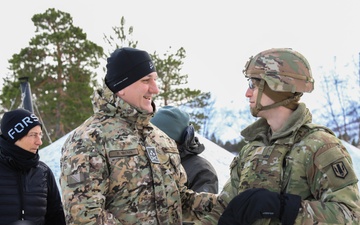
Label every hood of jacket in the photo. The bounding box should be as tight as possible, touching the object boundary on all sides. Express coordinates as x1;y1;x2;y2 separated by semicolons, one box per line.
178;136;205;159
91;82;156;130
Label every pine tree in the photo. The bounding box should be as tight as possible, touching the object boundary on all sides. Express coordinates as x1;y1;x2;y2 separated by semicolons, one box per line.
0;8;103;145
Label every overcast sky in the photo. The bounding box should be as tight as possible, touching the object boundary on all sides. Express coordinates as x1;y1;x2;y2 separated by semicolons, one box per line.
1;0;360;108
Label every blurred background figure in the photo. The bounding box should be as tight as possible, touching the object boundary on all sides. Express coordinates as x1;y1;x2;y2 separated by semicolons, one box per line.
151;105;218;193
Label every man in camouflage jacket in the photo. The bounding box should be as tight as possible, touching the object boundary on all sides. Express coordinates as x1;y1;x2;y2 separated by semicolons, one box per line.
60;47;216;225
205;48;360;225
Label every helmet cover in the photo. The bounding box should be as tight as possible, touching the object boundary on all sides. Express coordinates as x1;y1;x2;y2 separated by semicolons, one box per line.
243;48;314;93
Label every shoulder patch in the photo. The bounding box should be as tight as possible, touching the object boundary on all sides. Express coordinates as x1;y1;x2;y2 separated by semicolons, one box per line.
67;172;88;185
332;161;348;178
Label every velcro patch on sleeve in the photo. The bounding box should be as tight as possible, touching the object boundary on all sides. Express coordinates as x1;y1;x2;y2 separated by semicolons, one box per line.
109;149;138;157
332;161;348;179
67;172;88;185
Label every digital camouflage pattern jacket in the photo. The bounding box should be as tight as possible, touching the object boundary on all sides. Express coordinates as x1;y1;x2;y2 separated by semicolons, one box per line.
203;103;360;224
60;84;217;225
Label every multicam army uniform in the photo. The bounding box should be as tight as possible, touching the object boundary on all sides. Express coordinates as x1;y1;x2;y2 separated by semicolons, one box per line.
204;103;360;224
60;84;217;225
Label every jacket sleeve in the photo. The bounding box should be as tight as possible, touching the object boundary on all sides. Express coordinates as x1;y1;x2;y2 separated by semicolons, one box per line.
201;157;240;225
44;166;66;225
294;139;360;224
176;158;218;223
60;133;121;225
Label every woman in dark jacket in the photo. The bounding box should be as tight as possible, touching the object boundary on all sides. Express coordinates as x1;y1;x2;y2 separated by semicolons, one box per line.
0;108;65;225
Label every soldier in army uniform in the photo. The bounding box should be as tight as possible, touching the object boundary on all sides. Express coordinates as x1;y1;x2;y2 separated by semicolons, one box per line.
60;47;217;225
205;48;360;224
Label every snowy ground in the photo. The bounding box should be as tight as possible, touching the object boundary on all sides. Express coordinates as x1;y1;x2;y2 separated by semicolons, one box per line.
39;133;360;193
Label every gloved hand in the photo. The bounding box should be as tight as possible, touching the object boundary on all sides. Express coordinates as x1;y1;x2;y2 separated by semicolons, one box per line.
218;188;301;225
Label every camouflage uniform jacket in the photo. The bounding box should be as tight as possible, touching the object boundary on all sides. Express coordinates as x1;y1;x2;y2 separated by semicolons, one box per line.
204;103;360;224
60;84;217;225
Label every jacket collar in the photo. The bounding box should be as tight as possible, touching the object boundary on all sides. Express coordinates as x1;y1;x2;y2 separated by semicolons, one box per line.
241;103;312;145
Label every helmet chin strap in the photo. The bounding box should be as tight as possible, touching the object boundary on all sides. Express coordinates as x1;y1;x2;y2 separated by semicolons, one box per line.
252;79;302;117
252;79;265;116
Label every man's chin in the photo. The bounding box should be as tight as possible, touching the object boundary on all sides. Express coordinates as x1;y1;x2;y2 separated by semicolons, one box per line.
250;108;258;117
143;105;154;114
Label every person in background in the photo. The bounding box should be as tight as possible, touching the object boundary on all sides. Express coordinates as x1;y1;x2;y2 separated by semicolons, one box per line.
204;48;360;225
60;47;217;225
151;105;218;194
0;108;65;225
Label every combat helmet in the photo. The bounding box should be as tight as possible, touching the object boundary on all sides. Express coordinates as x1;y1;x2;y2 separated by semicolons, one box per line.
243;48;314;93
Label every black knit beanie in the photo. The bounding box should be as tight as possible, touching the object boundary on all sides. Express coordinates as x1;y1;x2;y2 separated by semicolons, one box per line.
0;109;42;143
105;47;156;93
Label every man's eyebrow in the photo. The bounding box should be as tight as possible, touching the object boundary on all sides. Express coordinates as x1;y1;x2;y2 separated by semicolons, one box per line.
29;132;42;134
144;74;157;79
